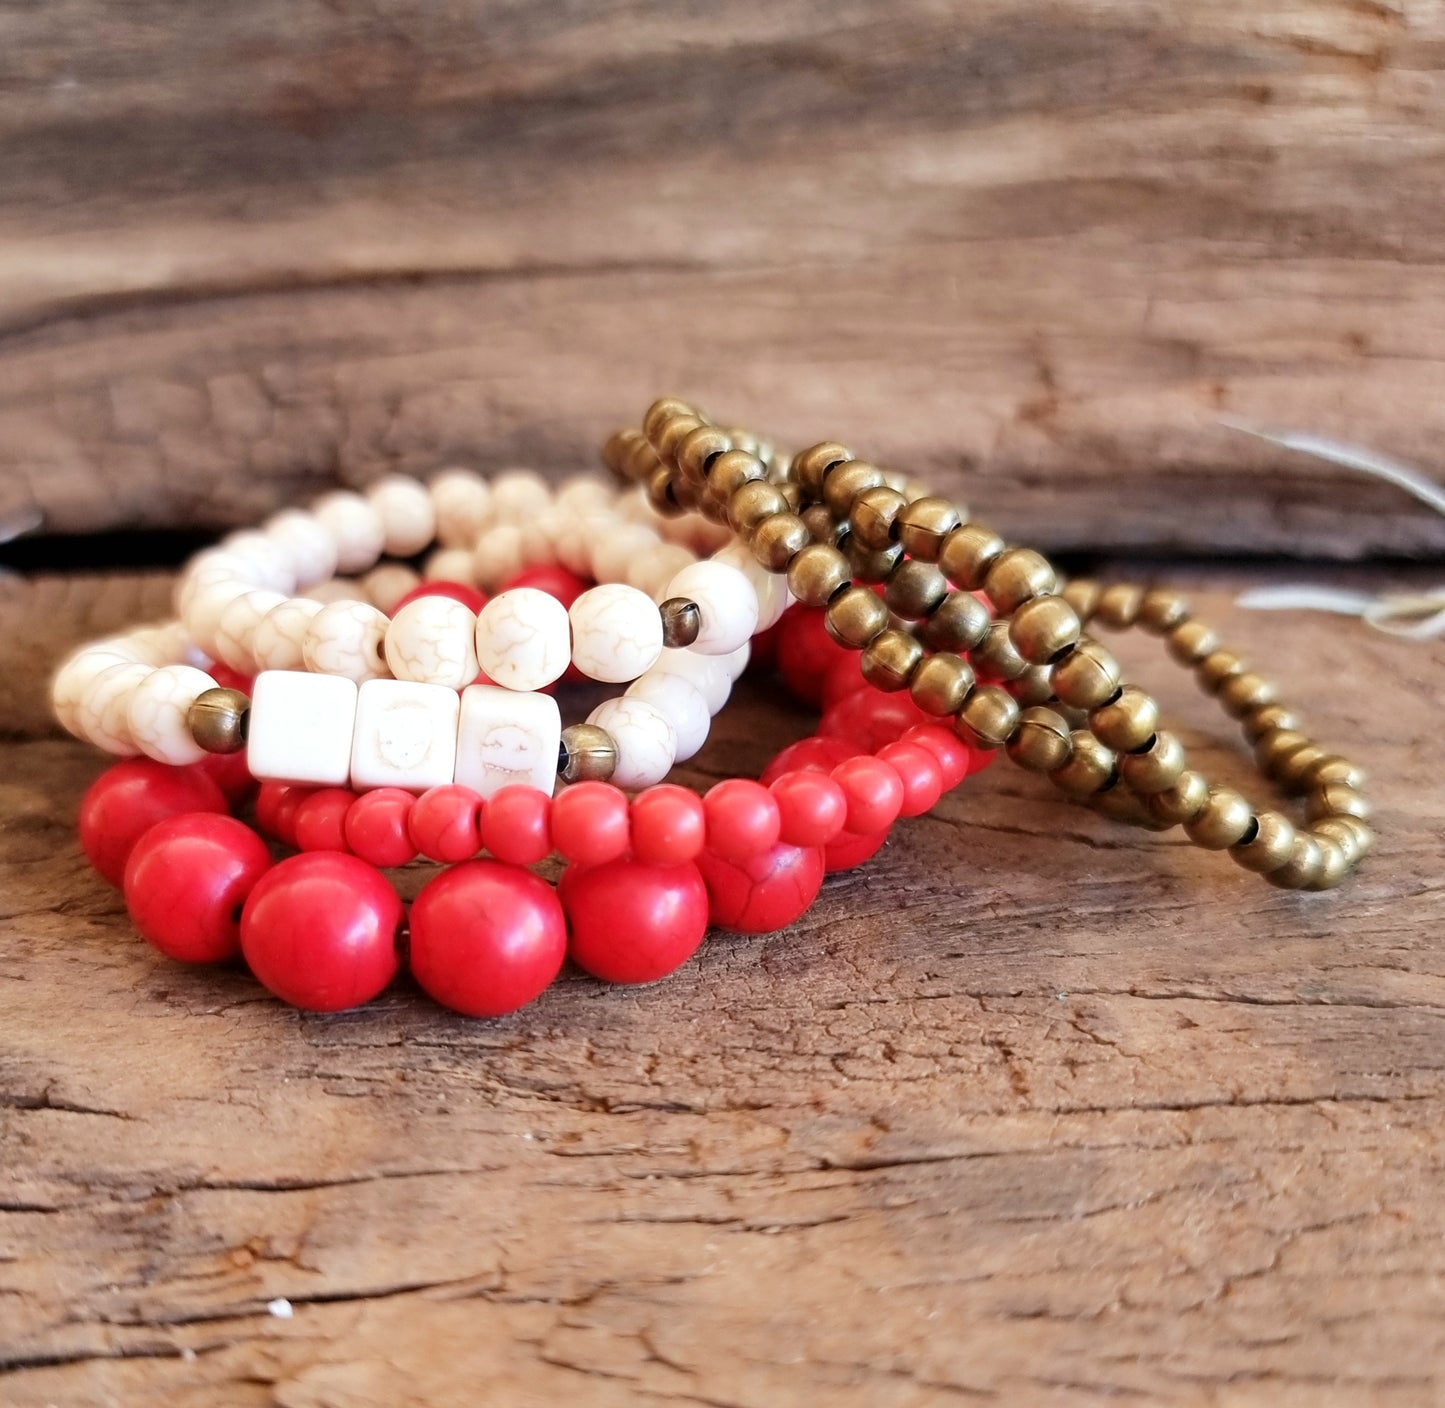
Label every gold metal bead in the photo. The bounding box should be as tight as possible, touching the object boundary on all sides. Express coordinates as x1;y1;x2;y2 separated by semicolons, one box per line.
895;497;962;562
1050;731;1116;798
826;584;891;650
643;397;700;444
625;433;664;483
786;543;852;608
602;428;645;480
1117;729;1187;794
1005;665;1057;709
645;465;684;517
861;630;924;693
791;442;853;499
1254;727;1311;780
653;413;705;465
801;503;845;546
937;523;1005;590
1137;589;1190;634
1306;838;1350;890
1006;707;1073;773
659;597;701;649
1008;595;1081;665
1183;786;1255;850
1306;783;1372;823
823;460;886;518
919;590;990;653
707;448;767;501
750;512;811;572
1145;768;1209;826
1242;702;1304;743
1307;755;1368;790
724;426;769;463
559;723;618;783
188;687;251;754
1313;816;1372;865
1052;637;1122;711
883;560;948;619
675;423;733;485
728;480;790;535
1229;810;1297;873
909;653;976;716
1090;685;1160;753
1217;671;1279;720
1167;619;1221;666
1092;785;1160;828
779;480;805;514
1061;578;1103;621
983;548;1057;614
849;484;907;550
1197;649;1247;692
1276;742;1329;793
1094;583;1144;630
1265;833;1325;890
971;619;1029;681
845;534;904;585
956;684;1021;750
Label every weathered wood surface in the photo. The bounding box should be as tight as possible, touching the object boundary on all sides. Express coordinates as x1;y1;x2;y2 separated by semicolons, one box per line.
2;1;1445;556
2;575;1442;1405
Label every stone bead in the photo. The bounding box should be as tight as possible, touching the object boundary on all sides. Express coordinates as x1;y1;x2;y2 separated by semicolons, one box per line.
304;579;368;604
264;509;339;589
720;641;751;682
247;670;359;786
52;647;141;740
383;595;480;689
650;647;731;715
714;540;790;631
217;531;296;594
491;469;553;524
455;684;561;798
664;560;758;656
313;491;387;575
429;468;494;547
125;665;218;765
557;476;614;516
184;578;253;661
629;543;695;601
362;563;422;613
127;622;206;668
253;598;325;672
475;588;570;692
626;671;711;761
569;584;665;683
473;523;527;590
587;695;677;790
350;678;460;792
80;661;153;755
303;600;392;683
592;523;661;586
422;547;479;584
215;589;288;673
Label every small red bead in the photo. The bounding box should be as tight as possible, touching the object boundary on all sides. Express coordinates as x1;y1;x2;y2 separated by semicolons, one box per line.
876;741;945;817
410;860;567;1017
240;852;401;1011
967;744;998;776
630;785;706;866
824;828;889;873
759;734;861;788
344;788;417;867
208;664;253;695
560;859;709;984
123;813;273;964
551;782;630;867
409;785;483;863
776;605;850;707
293;788;355;852
832;755;905;835
498;564;590;608
901;724;972;791
254;782;307;845
393;581;489;616
746;616;784;674
695;841;824;934
197;750;257;806
770;769;848;847
481;786;552;866
819;688;931;754
820;652;872;708
79;759;228;888
703;779;782;863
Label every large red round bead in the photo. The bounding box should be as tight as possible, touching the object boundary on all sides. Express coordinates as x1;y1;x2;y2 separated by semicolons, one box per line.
293;788;354;853
770;769;848;847
498;564;589;608
776;606;850;707
409;785;483;863
876;741;945;817
560;859;709;984
819;688;931;754
902;724;972;791
123;813;273;964
758;734;861;788
824;828;889;873
197;750;257;807
695;841;824;934
241;852;401;1011
832;755;906;834
409;861;567;1017
79;760;228;888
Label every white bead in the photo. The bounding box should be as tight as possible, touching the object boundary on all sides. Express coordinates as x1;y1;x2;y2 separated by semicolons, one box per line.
175;551;249;616
304;579;368;604
128;621;209;669
247;671;358;786
475;588;570;692
429;468;493;548
302;600;391;682
553;513;602;578
454;684;560;798
350;679;460;792
490;469;552;523
665;560;758;655
555;477;614;515
586;696;676;789
424;547;478;584
313;491;386;574
649;648;731;715
253;598;325;672
625;672;710;762
631;542;696;600
52;648;137;740
473;523;526;590
362;563;421;612
720;641;751;682
264;510;338;589
568;584;664;683
185;579;253;660
716;539;791;631
127;665;217;765
385;596;479;689
217;531;296;594
367;475;436;558
590;524;659;586
214;589;287;673
79;661;152;755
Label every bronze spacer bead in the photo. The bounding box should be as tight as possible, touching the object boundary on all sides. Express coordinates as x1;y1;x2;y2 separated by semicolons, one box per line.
895;497;962;562
1276;742;1330;793
1117;729;1187;794
750;512;811;572
983;548;1058;614
823;460;886;519
707;448;767;502
937;523;1006;590
801;502;845;546
1197;649;1247;692
1061;578;1103;622
1167;619;1221;666
909;652;976;716
956;683;1021;751
1089;684;1159;753
826;584;891;650
1312;816;1370;866
1094;583;1144;631
787;543;852;608
646;465;685;517
724;426;770;465
1307;754;1368;791
1229;810;1297;873
1265;833;1325;890
884;559;949;619
791;442;854;500
1050;731;1116;798
559;723;618;784
1242;701;1303;743
728;480;790;535
1005;664;1057;709
1306;838;1350;890
1092;785;1161;828
188;687;251;754
1137;588;1191;634
850;484;907;550
1052;637;1122;711
624;434;663;483
1254;727;1311;781
778;480;805;514
653;413;705;466
643;397;701;444
659;597;701;649
1217;671;1278;720
1183;785;1255;850
1006;706;1073;773
675;423;733;486
1009;595;1082;666
971;618;1029;681
919;590;990;653
1145;769;1209;827
845;534;904;585
1305;783;1372;823
602;428;644;480
861;629;925;693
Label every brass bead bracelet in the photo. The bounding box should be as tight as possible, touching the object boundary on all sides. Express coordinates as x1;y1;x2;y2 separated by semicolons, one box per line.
602;400;1371;892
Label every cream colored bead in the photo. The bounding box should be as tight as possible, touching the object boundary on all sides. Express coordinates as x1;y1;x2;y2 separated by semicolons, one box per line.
214;589;287;673
303;600;391;682
473;523;527;590
569;583;665;683
304;579;368;604
128;621;209;669
367;475;436;558
515;508;564;570
350;679;460;792
491;469;552;524
664;560;759;655
476;588;570;692
362;563;421;612
649;647;731;714
591;524;660;586
587;696;677;789
175;551;249;616
384;596;479;689
52;648;138;740
556;477;614;516
429;468;494;547
424;547;478;584
454;684;561;798
126;664;218;765
630;542;697;600
716;539;790;631
625;671;710;761
264;509;338;589
185;578;253;660
79;661;153;755
720;641;751;682
313;491;387;574
253;598;325;672
553;512;606;578
217;531;296;594
247;670;358;786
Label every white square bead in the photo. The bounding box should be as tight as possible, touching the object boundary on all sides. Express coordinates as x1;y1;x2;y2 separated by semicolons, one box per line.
350;679;461;792
454;684;560;798
247;671;358;786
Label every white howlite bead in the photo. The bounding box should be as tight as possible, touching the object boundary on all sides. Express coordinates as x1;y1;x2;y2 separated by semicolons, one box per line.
80;661;153;755
587;696;677;789
716;539;791;631
127;621;209;669
516;509;563;570
304;579;368;604
625;671;710;762
253;598;325;672
264;509;338;589
474;588;570;692
350;679;460;792
490;469;552;524
367;475;436;558
247;671;359;786
589;523;659;586
424;547;478;584
473;523;526;590
385;596;479;689
665;560;759;656
127;665;218;766
630;542;696;601
455;684;561;798
214;589;287;673
362;563;421;613
313;491;387;574
552;513;601;578
555;477;614;516
52;648;137;739
649;648;731;715
185;579;253;660
218;531;297;594
429;468;493;548
303;600;391;682
568;583;664;683
176;551;250;616
721;641;751;682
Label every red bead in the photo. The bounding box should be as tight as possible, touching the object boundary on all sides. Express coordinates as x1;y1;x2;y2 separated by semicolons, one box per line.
197;750;257;806
832;755;905;834
409;860;567;1017
967;744;997;776
819;688;931;754
695;841;824;934
560;859;709;984
551;782;630;867
393;581;489;616
123;813;273;964
770;769;848;847
254;782;307;846
820;651;871;708
343;788;417;867
876;741;945;817
824;828;889;873
293;788;354;852
776;606;850;707
758;734;861;788
240;852;401;1010
498;564;589;608
79;760;228;888
480;786;552;866
630;785;706;866
409;785;483;863
746;615;784;674
208;664;253;695
901;724;972;792
703;779;782;863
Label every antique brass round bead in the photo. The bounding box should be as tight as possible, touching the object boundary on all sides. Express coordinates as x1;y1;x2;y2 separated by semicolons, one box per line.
1050;731;1116;798
1117;729;1187;794
1137;588;1190;634
1006;707;1073;773
1197;649;1247;692
786;543;852;608
1145;769;1209;827
675;423;733;485
983;548;1057;614
1276;742;1330;793
1306;838;1350;890
895;497;962;562
937;523;1006;590
1229;810;1296;873
1313;815;1372;864
1167;619;1221;666
1005;665;1057;708
1090;685;1159;753
909;652;976;716
624;435;663;485
707;448;767;501
919;590;990;653
801;503;845;546
883;559;948;619
956;684;1021;750
188;687;251;754
602;428;644;479
826;584;891;649
861;629;925;693
645;465;684;517
1009;595;1081;665
1183;786;1255;850
1242;702;1304;743
779;480;805;514
1265;833;1325;890
1092;786;1161;828
643;397;700;444
845;534;904;584
1061;578;1103;621
972;619;1028;681
1052;637;1122;711
653;413;705;465
1305;783;1372;823
822;460;886;519
1254;727;1311;780
791;442;854;499
850;484;907;550
559;723;618;784
1094;583;1144;630
728;480;790;535
1307;754;1368;790
659;597;701;649
1217;671;1278;720
750;512;811;572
